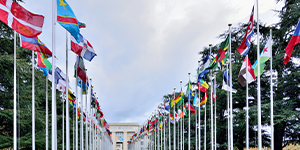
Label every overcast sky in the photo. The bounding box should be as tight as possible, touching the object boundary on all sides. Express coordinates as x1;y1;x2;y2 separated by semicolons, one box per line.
21;0;284;125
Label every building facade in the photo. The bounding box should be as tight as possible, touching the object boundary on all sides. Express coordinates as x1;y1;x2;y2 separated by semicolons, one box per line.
109;123;145;150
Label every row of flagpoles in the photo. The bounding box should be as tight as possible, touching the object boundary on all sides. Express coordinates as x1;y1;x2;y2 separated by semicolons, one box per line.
0;0;115;149
125;0;300;149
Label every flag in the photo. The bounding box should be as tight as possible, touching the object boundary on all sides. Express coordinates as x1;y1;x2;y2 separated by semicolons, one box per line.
198;54;210;79
0;0;44;37
68;89;76;102
71;33;96;62
220;51;229;66
216;36;230;64
178;109;184;118
75;56;87;83
238;6;254;56
186;81;194;99
252;38;272;76
48;67;69;87
197;79;209;92
238;56;256;87
183;104;187;116
284;20;300;64
170;93;181;108
20;35;53;57
222;69;237;93
174;112;180;122
57;0;81;43
200;92;207;106
37;52;52;76
77;78;88;93
193;94;200;109
206;61;218;70
212;79;216;102
188;102;196;115
177;89;184;106
164;98;170;112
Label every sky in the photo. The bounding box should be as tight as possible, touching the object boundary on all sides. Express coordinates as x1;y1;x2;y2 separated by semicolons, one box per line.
20;0;284;125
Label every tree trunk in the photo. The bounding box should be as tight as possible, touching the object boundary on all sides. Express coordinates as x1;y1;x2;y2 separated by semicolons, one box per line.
274;122;285;150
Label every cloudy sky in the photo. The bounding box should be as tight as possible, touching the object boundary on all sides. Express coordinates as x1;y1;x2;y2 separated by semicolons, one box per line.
21;0;283;125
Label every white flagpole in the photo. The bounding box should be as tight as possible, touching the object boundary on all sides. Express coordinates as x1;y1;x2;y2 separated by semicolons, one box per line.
195;102;197;150
198;61;201;150
168;102;170;150
204;71;207;149
66;31;70;150
46;76;49;150
246;54;249;150
75;57;79;150
180;80;183;150
81;82;84;150
270;26;274;150
86;79;92;150
226;63;230;150
155;112;157;150
228;23;234;150
209;44;213;150
73;106;75;150
13;31;17;150
52;0;57;149
214;74;217;150
173;88;176;150
256;1;262;149
188;73;191;150
63;95;65;150
164;116;166;150
32;50;35;150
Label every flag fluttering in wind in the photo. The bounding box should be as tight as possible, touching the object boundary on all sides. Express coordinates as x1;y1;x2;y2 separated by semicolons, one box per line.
216;36;230;64
238;56;256;87
187;102;196;115
164;98;170;112
186;81;194;99
75;56;87;83
197;79;209;92
283;19;300;65
200;92;207;106
20;35;53;57
252;38;272;76
0;0;44;37
48;67;71;92
71;33;96;62
193;94;200;109
198;54;210;79
37;52;52;76
212;79;216;102
170;93;181;108
222;69;237;93
238;6;254;56
57;0;81;43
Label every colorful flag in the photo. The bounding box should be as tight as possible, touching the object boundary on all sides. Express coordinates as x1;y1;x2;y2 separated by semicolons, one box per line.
57;0;81;43
197;79;209;92
222;69;237;93
71;33;96;62
164;98;170;112
198;54;210;79
178;109;184;118
188;102;196;115
212;79;216;102
283;19;300;64
75;56;87;83
238;6;254;56
186;81;194;99
238;56;256;87
252;38;272;76
20;35;53;57
174;112;180;122
216;36;230;64
220;51;229;66
170;93;181;108
37;52;52;76
200;92;207;106
0;0;44;37
177;89;184;106
193;94;200;109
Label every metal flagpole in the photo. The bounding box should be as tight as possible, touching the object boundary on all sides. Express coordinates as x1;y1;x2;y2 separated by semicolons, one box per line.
198;60;201;150
51;0;57;149
155;112;157;150
229;23;234;150
66;31;70;150
81;81;84;150
169;102;170;150
256;1;262;149
173;87;176;150
73;107;75;150
13;31;17;150
214;73;217;150
195;103;197;150
46;76;49;150
75;57;79;150
86;79;92;150
158;110;160;150
246;54;249;150
210;45;213;150
188;73;191;150
270;26;274;150
63;95;65;150
180;80;183;150
32;49;35;150
164;116;166;150
226;63;230;150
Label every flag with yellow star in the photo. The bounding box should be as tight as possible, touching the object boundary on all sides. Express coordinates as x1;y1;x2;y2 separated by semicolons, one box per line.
57;0;81;43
